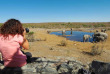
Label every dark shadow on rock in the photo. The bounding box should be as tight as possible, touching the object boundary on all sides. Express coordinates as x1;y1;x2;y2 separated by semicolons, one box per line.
1;67;23;74
28;57;40;63
0;60;23;74
59;72;71;74
0;60;4;65
90;61;110;74
78;68;91;74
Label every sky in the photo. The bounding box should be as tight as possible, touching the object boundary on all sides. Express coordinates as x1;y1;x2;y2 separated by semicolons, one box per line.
0;0;110;23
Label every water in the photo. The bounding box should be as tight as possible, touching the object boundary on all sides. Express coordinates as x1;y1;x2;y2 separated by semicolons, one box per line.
50;31;94;42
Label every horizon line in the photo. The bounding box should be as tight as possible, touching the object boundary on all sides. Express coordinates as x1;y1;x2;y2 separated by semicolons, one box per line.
0;21;110;24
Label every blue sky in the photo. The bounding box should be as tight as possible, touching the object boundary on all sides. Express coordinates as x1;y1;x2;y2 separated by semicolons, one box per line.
0;0;110;23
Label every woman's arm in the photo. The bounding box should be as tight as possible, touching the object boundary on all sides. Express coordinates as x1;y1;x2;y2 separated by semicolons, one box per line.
21;38;29;49
20;30;29;50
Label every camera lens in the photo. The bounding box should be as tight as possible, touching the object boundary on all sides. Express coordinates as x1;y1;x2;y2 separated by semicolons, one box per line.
25;28;29;33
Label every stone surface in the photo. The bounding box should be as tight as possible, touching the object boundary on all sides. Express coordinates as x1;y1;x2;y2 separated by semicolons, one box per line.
0;57;84;74
90;60;110;74
0;57;110;74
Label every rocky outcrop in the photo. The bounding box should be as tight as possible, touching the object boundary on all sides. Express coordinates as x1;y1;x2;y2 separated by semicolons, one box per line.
0;57;86;74
0;57;110;74
90;61;110;74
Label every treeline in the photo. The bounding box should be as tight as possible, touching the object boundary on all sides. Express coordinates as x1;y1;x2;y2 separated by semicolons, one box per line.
0;22;110;29
0;23;2;27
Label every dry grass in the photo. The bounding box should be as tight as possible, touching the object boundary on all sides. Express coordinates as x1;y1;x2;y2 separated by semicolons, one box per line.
26;31;35;42
23;28;110;64
16;22;110;28
90;42;104;55
58;40;67;46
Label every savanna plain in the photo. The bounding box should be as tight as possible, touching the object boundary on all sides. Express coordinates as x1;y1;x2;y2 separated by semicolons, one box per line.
1;22;110;64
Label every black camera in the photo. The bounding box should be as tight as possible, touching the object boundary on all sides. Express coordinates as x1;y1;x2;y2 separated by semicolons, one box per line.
25;28;29;33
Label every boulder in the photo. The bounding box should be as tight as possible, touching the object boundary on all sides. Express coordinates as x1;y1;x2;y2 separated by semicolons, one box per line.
90;61;110;74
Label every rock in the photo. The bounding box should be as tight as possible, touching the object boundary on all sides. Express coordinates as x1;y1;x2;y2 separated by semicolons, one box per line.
1;67;23;74
67;60;83;70
0;57;92;74
78;68;91;74
90;60;110;74
39;66;58;74
1;57;110;74
57;63;72;74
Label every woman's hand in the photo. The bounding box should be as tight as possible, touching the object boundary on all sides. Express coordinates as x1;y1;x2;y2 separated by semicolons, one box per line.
21;28;29;50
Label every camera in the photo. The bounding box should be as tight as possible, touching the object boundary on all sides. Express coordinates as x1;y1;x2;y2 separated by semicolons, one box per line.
25;28;29;33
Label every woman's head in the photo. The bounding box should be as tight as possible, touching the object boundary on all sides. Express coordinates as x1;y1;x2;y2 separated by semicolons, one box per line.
0;19;24;37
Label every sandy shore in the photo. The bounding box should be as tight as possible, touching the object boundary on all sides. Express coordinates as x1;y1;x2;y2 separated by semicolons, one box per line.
24;28;110;64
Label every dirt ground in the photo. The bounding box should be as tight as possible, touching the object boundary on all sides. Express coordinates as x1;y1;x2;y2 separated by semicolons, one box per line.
24;28;110;64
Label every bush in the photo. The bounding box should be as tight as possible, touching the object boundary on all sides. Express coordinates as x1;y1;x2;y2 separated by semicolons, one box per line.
22;23;108;29
28;32;34;35
82;24;88;27
93;24;106;28
60;40;67;46
27;31;35;42
91;43;104;56
0;23;2;27
107;28;110;30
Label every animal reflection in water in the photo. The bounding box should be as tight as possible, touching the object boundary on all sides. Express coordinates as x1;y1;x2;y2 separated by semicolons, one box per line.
71;28;73;34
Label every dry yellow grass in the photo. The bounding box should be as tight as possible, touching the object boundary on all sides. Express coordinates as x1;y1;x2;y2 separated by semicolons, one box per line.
24;28;110;64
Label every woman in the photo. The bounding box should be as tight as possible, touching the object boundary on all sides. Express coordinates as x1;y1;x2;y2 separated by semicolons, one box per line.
0;19;29;67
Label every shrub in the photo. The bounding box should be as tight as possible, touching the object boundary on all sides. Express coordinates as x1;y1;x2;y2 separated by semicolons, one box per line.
0;23;2;27
27;31;35;42
60;40;67;46
61;24;66;25
91;43;104;56
107;28;110;30
49;47;54;50
28;32;34;35
22;22;109;29
82;24;88;27
93;24;106;28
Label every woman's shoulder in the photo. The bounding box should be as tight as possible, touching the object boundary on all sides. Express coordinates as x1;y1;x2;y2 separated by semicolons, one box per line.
16;34;24;44
13;34;24;43
14;34;23;39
